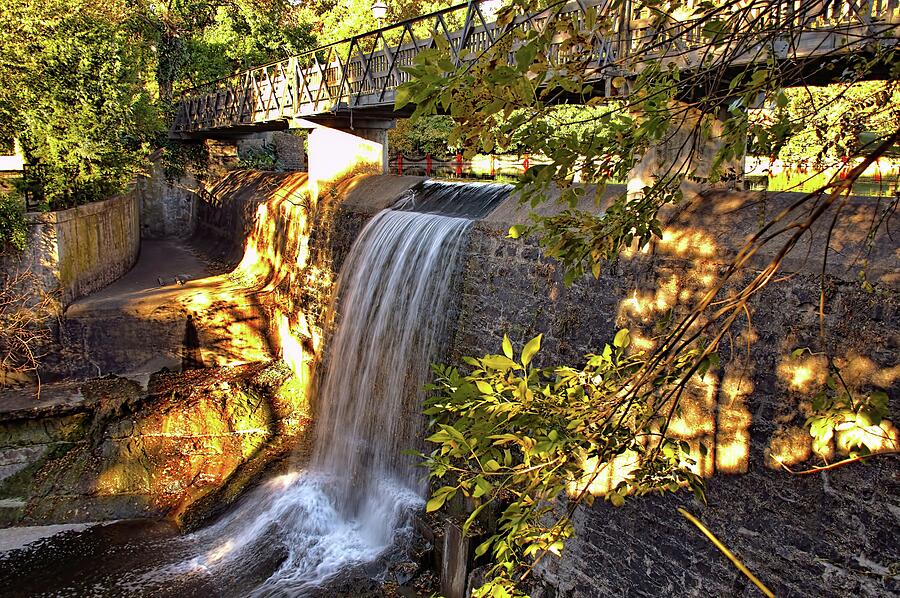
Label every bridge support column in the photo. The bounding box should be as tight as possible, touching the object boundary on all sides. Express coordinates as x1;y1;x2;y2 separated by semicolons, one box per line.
292;118;394;201
627;103;744;200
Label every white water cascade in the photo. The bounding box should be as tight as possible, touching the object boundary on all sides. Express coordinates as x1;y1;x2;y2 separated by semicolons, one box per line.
128;182;509;597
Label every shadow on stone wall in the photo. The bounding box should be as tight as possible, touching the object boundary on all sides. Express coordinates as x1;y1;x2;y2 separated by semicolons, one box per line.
457;185;899;595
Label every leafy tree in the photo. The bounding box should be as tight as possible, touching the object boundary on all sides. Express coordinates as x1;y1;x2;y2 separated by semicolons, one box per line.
140;0;316;100
400;0;900;593
0;0;319;215
0;0;160;210
298;0;459;45
389;115;457;158
772;81;900;164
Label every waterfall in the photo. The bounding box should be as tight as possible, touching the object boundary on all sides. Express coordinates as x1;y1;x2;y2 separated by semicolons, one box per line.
129;182;509;596
310;209;468;519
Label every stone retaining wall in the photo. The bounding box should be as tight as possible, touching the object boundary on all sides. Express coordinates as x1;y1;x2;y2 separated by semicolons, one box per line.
137;160;198;239
450;186;900;597
1;189;140;308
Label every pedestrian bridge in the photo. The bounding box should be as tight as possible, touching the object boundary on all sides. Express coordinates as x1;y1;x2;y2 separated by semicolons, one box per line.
171;0;900;138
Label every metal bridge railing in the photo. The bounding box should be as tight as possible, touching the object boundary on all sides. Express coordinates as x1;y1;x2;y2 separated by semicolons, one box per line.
172;0;900;136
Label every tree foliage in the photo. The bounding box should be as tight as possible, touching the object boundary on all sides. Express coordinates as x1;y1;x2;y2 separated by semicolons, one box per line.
401;0;900;594
0;0;319;213
389;115;458;157
773;81;900;164
424;332;709;596
141;0;316;99
297;0;459;45
0;0;159;209
0;191;27;251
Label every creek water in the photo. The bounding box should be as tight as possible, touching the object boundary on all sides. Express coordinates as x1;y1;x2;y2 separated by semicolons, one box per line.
0;181;508;597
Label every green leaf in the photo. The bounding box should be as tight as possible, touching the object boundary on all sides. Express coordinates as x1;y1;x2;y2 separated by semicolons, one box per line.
502;334;513;359
394;85;413;110
515;43;537;70
425;494;446;513
697;357;711;379
776;90;789;108
613;328;631;349
521;334;543;368
473;476;492;498
463;502;489;535
426;486;456;512
608;490;625;507
474;537;493;558
482;355;519;371
869;390;888;410
476;380;494;395
855;409;877;427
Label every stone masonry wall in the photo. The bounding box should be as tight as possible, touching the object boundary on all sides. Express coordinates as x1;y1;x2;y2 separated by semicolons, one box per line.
137;159;198;239
449;186;899;597
0;189;141;309
235;131;306;171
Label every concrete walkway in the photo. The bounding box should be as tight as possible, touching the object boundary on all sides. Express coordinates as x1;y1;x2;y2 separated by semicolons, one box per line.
61;237;272;380
66;239;214;314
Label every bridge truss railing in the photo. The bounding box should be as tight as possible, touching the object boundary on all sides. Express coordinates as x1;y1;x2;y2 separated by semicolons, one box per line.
172;0;900;136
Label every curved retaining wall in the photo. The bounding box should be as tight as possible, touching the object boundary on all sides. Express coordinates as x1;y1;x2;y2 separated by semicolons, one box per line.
2;189;140;308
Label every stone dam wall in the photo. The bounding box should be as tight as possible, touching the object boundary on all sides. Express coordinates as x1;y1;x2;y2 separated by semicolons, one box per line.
1;172;896;596
457;190;899;598
190;174;898;596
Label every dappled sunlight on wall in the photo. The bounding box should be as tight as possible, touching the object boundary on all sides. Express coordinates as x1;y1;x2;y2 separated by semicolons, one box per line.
656;228;717;259
567;451;640;498
771;350;899;461
577;203;896;495
766;426;813;468
610;220;757;485
617;225;720;328
150;170;345;384
715;373;753;474
835;352;900;388
778;354;828;393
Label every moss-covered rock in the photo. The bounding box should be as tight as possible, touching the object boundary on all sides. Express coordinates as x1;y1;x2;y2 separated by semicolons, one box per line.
0;361;311;528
